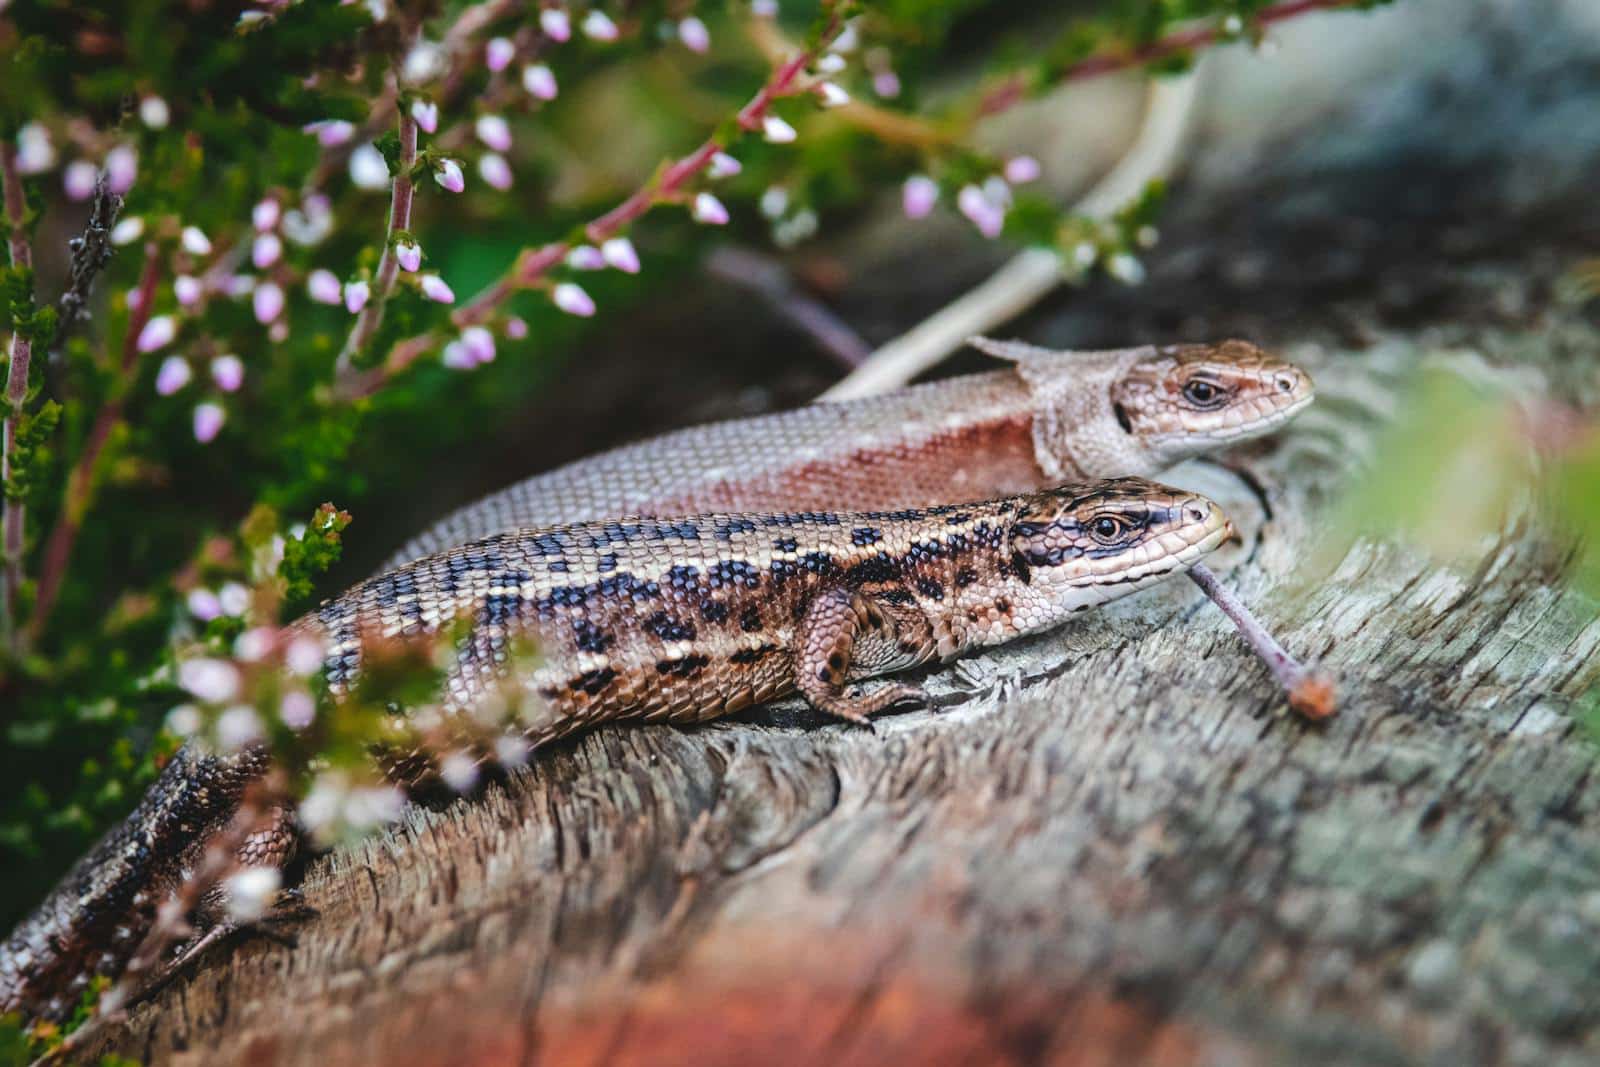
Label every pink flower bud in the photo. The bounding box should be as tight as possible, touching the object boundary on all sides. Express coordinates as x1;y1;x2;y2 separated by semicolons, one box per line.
475;114;512;152
396;239;422;272
505;316;529;340
110;217;144;246
434;158;465;193
421;275;455;303
286;636;325;676
252;232;282;269
349;144;390;190
565;245;605;270
601;237;640;274
174;275;204;307
1004;155;1041;185
253;198;281;232
13;123;53;175
193;402;226;444
581;10;618;41
253;281;285;324
186;588;222;622
815;52;846;75
460;326;496;364
709;152;741;179
752;0;778;16
552;282;595;317
63;161;97;201
692;192;729;225
155;356;192;396
137;315;177;353
540;7;571;41
521;64;558;101
902;174;937;219
225;274;256;298
106;146;138;195
486;36;515;72
181;225;213;256
441;340;476;370
410;98;439;134
211;354;245;392
313;119;355;147
308;269;343;305
817;82;850;108
677;16;710;53
344;279;371;313
873;71;901;99
127;287;145;313
957;184;1004;239
762;115;797;144
478;153;513;191
280;690;316;731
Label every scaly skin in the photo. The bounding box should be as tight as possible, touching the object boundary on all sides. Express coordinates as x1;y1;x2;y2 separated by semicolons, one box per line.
0;479;1228;1022
387;338;1310;566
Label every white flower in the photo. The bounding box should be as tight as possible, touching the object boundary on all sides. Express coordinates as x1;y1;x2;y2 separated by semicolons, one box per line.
708;152;741;179
280;689;316;730
832;23;859;53
15;123;55;174
137;315;176;353
751;0;779;17
174;275;203;307
307;269;343;305
156;356;193;396
478;153;513;191
581;10;618;41
218;581;252;617
402;39;445;83
475;114;512;152
1106;252;1146;285
762;115;797;144
485;36;515;72
63;161;98;201
692;192;729;225
105;146;138;195
540;7;571;41
395;239;422;272
185;587;221;620
193;402;226;443
551;282;595;317
223;867;281;922
901;174;937;219
565;244;605;270
815;52;846;75
439;751;480;793
344;279;371;314
495;733;531;767
677;16;710;53
252;232;282;270
178;658;240;703
166;704;203;737
345;785;404;829
211;354;244;392
956;184;1004;239
349;144;391;190
138;95;170;129
283;194;334;247
1003;156;1041;185
433;158;465;193
817;82;849;108
252;198;281;232
521;64;558;101
253;281;285;324
216;705;263;750
110;216;144;246
286;636;326;676
410;98;439;134
311;119;355;147
421;275;455;303
601;237;640;274
181;226;213;256
460;326;496;364
441;340;475;370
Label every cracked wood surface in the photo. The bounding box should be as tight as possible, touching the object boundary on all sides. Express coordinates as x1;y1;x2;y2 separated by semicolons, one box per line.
89;332;1600;1066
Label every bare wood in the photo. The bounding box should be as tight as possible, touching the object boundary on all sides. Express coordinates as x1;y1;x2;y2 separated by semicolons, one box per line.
84;336;1600;1065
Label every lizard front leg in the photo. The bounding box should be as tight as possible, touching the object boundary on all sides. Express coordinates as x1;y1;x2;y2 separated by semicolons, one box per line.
795;586;936;724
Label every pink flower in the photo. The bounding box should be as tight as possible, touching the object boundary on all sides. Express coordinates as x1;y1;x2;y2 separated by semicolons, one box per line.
307;269;342;305
539;7;571;41
522;64;558;101
421;275;455;303
193;402;226;444
155;356;192;396
957;184;1004;239
460;326;496;364
181;226;213;256
280;690;316;731
211;354;245;392
174;275;204;307
253;281;285;324
186;588;222;622
817;82;850;108
708;152;741;179
762;115;797;144
105;146;138;195
396;239;422;272
349;144;390;190
252;232;282;269
344;279;371;313
63;161;97;201
873;70;901;99
110;217;144;246
1004;155;1041;185
601;237;640;274
581;10;618;41
486;36;515;72
505;316;529;340
434;158;465;193
475;114;512;152
902;174;937;219
225;274;255;298
441;341;475;370
551;282;595;317
815;53;846;75
252;198;281;232
312;119;355;147
478;153;513;191
565;245;605;270
410;98;439;134
137;315;177;353
751;0;778;16
677;16;710;53
692;192;729;225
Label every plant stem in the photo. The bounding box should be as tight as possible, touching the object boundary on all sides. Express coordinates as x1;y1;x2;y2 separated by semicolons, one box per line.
335;100;419;378
29;244;162;645
1;139;34;652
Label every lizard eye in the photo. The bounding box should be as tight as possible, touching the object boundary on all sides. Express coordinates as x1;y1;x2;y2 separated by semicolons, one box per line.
1090;515;1127;544
1182;378;1226;408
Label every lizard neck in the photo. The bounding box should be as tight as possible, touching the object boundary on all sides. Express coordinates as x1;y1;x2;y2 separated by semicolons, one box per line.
1015;348;1158;482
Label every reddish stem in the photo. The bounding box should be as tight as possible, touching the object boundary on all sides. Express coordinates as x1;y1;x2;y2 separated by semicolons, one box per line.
29;244;162;644
335;102;419;378
1;140;34;650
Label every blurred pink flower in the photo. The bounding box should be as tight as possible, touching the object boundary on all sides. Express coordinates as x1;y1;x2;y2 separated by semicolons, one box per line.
1004;155;1041;184
252;232;282;269
902;175;937;219
344;279;371;314
692;192;729;225
678;16;710;53
475;114;512;152
193;402;226;444
211;354;245;392
155;356;192;396
478;153;513;191
63;161;97;201
396;239;422;272
486;37;515;72
522;64;558;101
421;275;455;303
253;281;285;323
434;158;465;193
540;7;571;41
137;315;176;353
602;237;640;274
253;198;281;232
307;269;343;305
411;98;439;134
552;282;595;317
105;146;138;195
581;10;618;41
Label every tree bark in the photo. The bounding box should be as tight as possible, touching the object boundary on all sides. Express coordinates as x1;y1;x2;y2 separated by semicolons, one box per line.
87;1;1600;1062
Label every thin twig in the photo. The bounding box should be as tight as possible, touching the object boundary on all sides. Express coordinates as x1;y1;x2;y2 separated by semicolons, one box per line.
1;139;35;650
704;246;870;369
334;96;419;377
53;176;124;350
29;243;162;644
1187;563;1336;720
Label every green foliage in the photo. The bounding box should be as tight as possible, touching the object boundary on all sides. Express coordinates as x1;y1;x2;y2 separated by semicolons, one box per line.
278;503;353;605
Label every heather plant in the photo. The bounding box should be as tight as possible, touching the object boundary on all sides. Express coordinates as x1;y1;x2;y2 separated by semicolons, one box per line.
0;0;1396;1009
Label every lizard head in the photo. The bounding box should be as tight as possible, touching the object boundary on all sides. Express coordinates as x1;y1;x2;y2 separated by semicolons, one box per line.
1005;477;1232;623
1109;339;1314;460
